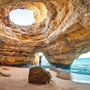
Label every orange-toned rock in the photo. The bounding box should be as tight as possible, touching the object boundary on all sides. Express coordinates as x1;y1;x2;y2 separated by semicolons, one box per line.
0;0;89;68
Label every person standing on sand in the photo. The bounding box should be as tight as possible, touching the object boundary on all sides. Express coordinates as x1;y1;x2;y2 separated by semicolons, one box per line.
38;54;43;66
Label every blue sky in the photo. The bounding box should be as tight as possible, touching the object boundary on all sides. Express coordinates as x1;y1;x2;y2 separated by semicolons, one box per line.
9;9;35;26
79;52;90;58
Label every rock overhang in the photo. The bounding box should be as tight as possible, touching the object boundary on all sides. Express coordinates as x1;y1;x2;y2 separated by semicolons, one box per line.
0;0;89;68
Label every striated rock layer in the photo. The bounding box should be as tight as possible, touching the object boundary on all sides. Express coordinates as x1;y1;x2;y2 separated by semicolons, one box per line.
0;0;90;68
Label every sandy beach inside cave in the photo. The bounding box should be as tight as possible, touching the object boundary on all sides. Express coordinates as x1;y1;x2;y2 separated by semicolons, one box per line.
0;66;90;90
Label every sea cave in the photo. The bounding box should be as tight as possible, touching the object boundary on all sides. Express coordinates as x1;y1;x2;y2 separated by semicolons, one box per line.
0;0;90;90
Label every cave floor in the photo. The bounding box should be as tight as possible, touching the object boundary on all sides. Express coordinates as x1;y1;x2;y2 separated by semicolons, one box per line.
0;66;90;90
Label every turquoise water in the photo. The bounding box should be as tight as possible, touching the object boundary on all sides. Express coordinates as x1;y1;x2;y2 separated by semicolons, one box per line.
71;58;90;75
68;58;90;84
27;58;90;84
57;58;90;84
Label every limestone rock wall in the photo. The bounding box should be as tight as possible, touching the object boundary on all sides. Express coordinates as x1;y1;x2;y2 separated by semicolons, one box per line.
0;0;90;68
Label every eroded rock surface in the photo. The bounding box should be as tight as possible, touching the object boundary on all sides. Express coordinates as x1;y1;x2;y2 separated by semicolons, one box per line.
0;0;90;68
28;67;51;84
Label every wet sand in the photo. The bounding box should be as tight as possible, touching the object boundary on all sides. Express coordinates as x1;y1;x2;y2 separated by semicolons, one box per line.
0;66;90;90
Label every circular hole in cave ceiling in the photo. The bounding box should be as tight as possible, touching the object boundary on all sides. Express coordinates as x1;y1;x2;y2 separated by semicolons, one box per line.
9;9;35;26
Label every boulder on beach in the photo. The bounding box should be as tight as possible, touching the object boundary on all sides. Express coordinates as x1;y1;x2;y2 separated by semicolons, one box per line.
28;67;52;84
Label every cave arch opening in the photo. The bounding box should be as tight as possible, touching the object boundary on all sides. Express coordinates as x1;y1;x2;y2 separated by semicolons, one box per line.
70;52;90;83
71;51;90;72
9;9;35;26
35;52;50;67
27;52;54;68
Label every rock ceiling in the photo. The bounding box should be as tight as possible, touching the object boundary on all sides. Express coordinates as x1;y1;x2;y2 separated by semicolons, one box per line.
0;0;90;68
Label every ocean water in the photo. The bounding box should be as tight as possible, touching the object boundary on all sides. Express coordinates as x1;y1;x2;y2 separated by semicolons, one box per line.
71;58;90;75
57;58;90;84
69;58;90;84
27;58;90;84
